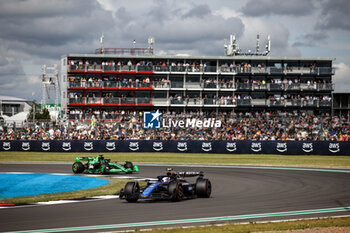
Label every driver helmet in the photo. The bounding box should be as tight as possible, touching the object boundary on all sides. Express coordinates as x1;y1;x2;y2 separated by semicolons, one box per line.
166;168;175;177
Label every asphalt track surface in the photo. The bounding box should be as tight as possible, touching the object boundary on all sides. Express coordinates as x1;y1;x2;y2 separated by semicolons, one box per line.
1;163;350;232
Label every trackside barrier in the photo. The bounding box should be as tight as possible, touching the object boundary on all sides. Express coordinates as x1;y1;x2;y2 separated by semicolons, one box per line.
0;140;349;155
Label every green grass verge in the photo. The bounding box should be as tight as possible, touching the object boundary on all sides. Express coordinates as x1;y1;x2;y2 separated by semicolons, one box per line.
1;151;350;168
0;177;128;205
134;217;350;233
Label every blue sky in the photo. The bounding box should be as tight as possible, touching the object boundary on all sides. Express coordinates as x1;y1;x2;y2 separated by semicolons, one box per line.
0;0;349;102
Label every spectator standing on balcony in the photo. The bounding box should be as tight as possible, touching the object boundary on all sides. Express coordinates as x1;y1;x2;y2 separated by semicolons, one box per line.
127;60;132;71
87;77;91;87
244;63;248;72
70;60;75;70
102;61;105;71
177;95;182;104
146;77;150;87
69;91;74;100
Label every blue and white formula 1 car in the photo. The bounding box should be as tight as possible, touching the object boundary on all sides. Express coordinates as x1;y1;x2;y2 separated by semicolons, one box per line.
119;168;211;202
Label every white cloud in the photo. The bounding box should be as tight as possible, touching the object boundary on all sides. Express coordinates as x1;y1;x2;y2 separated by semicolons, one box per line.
241;0;315;17
28;75;41;85
96;0;117;16
333;62;350;92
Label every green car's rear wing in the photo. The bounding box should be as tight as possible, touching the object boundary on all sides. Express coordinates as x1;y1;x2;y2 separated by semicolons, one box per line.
75;157;94;162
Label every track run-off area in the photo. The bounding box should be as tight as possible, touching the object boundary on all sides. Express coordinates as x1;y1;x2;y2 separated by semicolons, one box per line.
0;163;350;233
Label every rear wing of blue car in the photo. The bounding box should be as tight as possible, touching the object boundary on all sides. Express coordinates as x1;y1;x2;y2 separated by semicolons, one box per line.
177;171;204;178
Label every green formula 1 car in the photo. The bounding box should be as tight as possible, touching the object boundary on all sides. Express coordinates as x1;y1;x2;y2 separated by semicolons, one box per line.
72;155;139;174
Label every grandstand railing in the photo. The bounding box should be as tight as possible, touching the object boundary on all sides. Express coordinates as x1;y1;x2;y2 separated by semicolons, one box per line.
67;63;335;75
68;97;151;105
68;80;334;92
95;48;154;55
67;96;331;108
235;83;334;91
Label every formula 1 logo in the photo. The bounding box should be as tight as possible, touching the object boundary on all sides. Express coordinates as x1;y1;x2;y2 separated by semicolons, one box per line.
302;143;313;153
143;110;161;129
226;142;237;152
276;142;287;153
22;142;30;151
329;143;340;153
153;142;163;151
2;142;11;150
202;142;212;152
251;142;262;152
106;142;116;151
62;142;71;151
129;142;139;151
84;142;94;151
177;142;187;151
41;142;50;151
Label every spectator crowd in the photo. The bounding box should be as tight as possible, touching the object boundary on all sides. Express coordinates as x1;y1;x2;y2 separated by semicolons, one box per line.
1;111;349;141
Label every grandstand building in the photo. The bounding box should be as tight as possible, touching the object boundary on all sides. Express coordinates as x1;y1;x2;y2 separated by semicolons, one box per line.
60;36;335;120
332;93;350;119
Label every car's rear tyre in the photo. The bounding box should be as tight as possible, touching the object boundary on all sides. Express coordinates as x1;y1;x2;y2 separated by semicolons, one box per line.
124;181;140;202
196;179;211;198
168;181;184;201
100;163;109;174
124;161;134;174
72;162;85;174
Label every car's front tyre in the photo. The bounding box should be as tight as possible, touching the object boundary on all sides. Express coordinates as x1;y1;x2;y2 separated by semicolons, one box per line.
168;181;184;201
124;181;140;202
72;162;85;174
124;161;134;174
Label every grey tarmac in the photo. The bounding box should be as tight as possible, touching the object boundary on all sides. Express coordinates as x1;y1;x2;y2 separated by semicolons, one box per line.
0;163;350;233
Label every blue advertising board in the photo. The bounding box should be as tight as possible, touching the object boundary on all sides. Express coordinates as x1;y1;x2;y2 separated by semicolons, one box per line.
0;140;348;155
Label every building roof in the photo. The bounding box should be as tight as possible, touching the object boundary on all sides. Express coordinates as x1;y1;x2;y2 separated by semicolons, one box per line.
63;53;335;61
0;95;29;102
